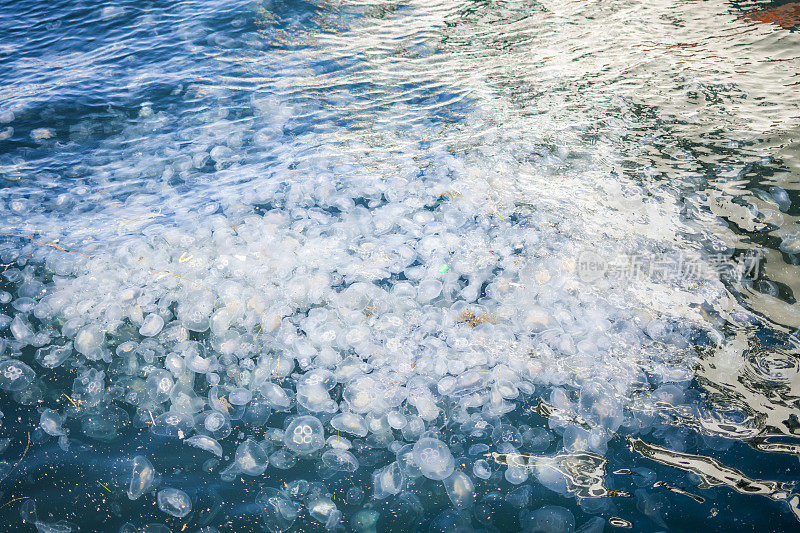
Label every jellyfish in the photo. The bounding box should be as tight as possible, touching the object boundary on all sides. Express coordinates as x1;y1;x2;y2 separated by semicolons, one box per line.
185;435;223;457
444;469;475;509
34;343;72;369
127;456;155;500
283;415;325;454
330;412;368;437
322;449;359;473
234;438;269;475
0;359;35;391
412;438;454;481
139;314;165;337
157;488;192;518
40;409;65;437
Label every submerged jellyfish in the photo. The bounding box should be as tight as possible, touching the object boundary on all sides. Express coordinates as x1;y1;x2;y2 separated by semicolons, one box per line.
40;409;65;437
520;505;575;533
257;488;300;533
234;438;269;475
473;459;492;480
372;462;404;499
283;415;325;454
259;382;292;411
151;411;194;438
412;438;454;481
35;343;72;369
157;488;192;518
444;469;475;509
74;325;104;359
32;521;73;533
322;449;359;473
200;410;232;439
185;435;223;457
228;387;252;406
0;359;35;391
330;412;368;437
139;314;165;337
127;455;155;500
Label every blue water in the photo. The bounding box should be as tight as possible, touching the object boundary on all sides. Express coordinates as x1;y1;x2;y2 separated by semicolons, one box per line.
1;0;800;531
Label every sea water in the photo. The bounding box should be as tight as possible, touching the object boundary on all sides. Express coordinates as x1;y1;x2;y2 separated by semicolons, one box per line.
0;0;799;531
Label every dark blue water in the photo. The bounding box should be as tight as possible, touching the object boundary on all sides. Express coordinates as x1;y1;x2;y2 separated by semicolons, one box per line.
1;0;800;532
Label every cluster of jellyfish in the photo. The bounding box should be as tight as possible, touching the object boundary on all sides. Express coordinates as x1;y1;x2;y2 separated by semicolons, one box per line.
0;196;730;532
0;78;739;532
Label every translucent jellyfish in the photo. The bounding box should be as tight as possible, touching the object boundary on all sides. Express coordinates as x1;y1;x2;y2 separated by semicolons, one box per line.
257;488;300;533
412;438;454;481
269;448;298;470
74;325;105;359
234;438;269;475
296;382;336;413
81;404;129;441
770;186;791;211
40;409;65;437
178;291;215;332
127;455;155;500
533;460;569;495
33;521;73;533
259;382;292;411
144;370;174;404
283;415;325;454
444;469;475;509
505;465;529;485
139;314;165;337
520;505;575;533
322;449;359;473
326;435;352;450
30;128;53;140
507;485;533;508
351;509;379;533
492;425;523;448
157;488;192;518
576;517;605;533
151;411;194;439
0;359;35;391
372;461;404;499
185;435;223;457
396;444;423;478
417;279;443;303
387;411;407;429
199;411;231;439
184;343;214;374
34;343;72;369
526;427;553;451
21;498;36;523
12;297;35;313
468;443;490;456
330;412;368;437
72;368;105;406
228;387;252;406
10;315;33;342
473;459;492;480
307;495;337;524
